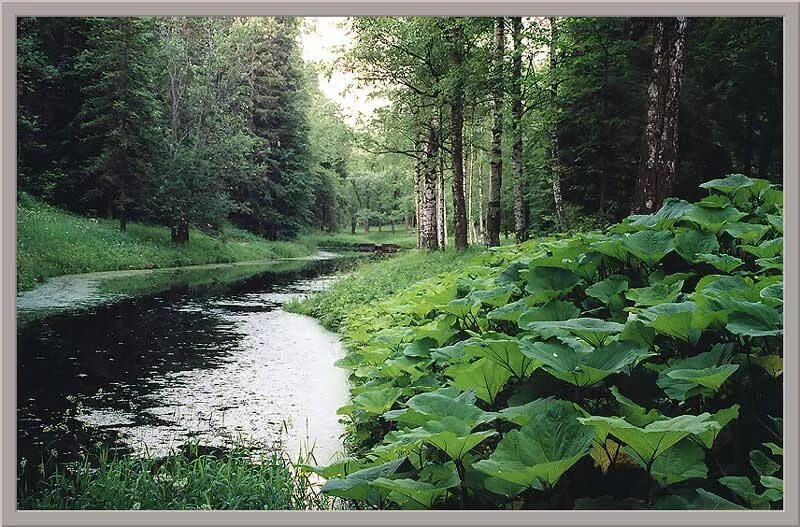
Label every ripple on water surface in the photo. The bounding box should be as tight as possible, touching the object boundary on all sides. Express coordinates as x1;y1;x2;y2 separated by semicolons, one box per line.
17;257;355;468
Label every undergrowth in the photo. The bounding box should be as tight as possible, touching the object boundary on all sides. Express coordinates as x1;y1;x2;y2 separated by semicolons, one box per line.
305;175;784;510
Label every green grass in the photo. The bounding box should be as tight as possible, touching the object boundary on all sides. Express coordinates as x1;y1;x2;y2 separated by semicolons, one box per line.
300;229;418;251
286;247;481;332
18;444;336;510
16;194;313;291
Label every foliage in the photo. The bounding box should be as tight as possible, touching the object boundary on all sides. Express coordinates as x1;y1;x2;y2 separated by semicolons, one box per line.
18;444;334;510
17;194;311;291
286;248;481;331
316;176;783;509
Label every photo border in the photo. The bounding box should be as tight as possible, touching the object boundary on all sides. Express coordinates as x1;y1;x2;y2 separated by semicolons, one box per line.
1;1;797;526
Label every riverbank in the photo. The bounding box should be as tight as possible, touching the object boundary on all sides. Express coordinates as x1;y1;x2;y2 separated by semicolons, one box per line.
285;247;482;331
19;443;334;510
17;195;316;292
18;255;356;510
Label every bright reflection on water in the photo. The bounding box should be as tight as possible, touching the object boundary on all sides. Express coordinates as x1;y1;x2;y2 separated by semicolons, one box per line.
17;256;357;471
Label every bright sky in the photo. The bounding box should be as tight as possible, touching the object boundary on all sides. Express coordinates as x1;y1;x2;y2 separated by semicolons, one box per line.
300;17;388;128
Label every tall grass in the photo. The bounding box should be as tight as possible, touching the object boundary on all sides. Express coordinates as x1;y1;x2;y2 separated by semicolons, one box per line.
286;248;481;331
18;443;338;510
16;194;312;291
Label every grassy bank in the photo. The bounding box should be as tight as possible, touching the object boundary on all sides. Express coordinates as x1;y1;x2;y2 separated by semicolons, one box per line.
18;444;334;510
17;195;314;291
286;247;481;331
300;230;418;251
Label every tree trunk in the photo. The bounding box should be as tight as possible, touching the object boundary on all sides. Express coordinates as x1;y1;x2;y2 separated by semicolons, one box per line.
477;154;486;244
420;120;440;250
511;17;528;244
633;17;689;214
450;23;469;251
487;17;505;247
438;146;448;249
467;139;477;244
351;217;356;235
549;17;567;231
171;214;189;245
414;132;423;249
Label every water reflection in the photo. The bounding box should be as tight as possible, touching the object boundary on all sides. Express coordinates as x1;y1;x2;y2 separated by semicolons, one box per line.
17;256;358;479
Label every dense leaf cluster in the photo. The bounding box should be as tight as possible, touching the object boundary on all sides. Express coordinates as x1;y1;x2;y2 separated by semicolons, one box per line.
307;175;783;510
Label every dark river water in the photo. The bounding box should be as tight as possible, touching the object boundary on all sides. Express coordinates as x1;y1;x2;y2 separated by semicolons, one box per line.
17;254;361;477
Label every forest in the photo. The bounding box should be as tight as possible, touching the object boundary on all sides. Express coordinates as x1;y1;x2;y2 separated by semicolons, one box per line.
17;17;781;252
16;16;784;512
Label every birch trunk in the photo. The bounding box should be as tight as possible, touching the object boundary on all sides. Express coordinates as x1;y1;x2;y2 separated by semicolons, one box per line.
511;17;528;243
420;121;440;250
450;23;469;250
486;17;505;247
549;17;567;231
633;17;689;213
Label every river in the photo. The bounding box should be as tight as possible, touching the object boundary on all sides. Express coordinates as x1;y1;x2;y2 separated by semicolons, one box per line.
17;253;360;477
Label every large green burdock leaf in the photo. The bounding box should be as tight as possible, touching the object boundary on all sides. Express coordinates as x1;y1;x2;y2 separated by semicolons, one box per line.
475;401;593;490
372;466;460;509
462;334;541;381
517;299;582;326
438;296;481;320
585;276;629;311
649;439;708;486
610;386;661;427
321;457;415;504
525;266;582;302
395;391;500;463
520;318;625;347
723;222;770;245
578;413;720;469
404;417;498;462
695;404;740;449
657;348;738;402
682;204;746;232
638;301;714;345
625;281;684;307
468;284;520;308
405;390;495;424
301;457;363;480
760;282;783;307
619;319;657;348
496;258;532;286
742;237;783;259
402;337;439;358
499;397;579;427
749;449;780;477
695;253;744;273
591;235;631;262
621;230;675;266
666;364;739;391
627;198;693;229
519;339;651;388
487;297;537;323
726;301;782;337
699;173;759;195
353;387;404;415
674;229;720;263
445;358;513;404
719;476;782;510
